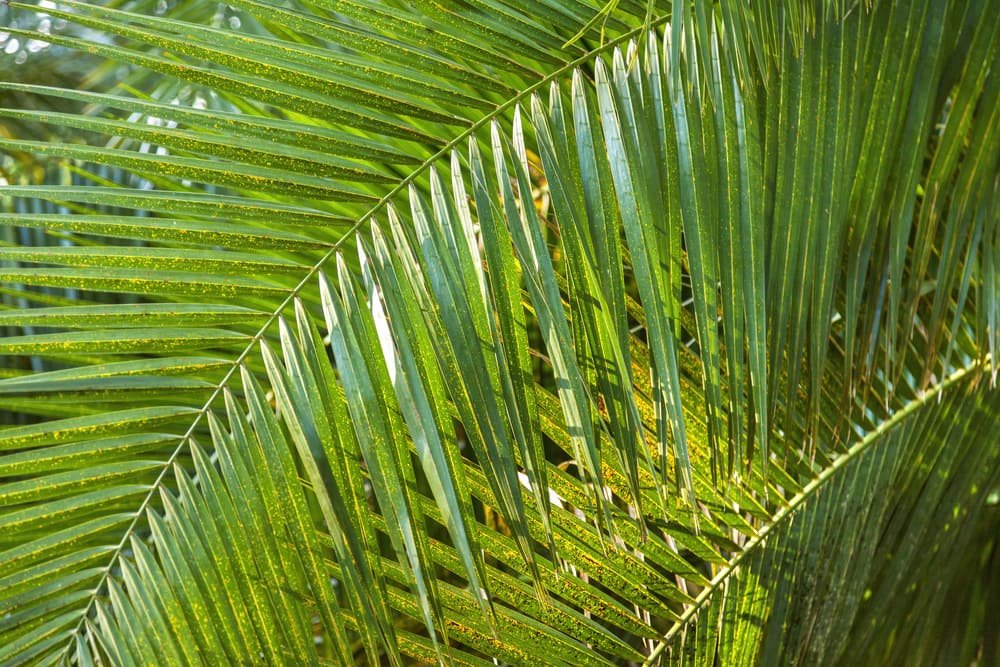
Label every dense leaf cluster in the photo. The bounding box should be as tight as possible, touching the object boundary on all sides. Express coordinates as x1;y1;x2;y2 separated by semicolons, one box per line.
0;1;997;665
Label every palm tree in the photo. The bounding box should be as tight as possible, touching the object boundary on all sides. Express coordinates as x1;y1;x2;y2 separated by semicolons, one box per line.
1;0;997;664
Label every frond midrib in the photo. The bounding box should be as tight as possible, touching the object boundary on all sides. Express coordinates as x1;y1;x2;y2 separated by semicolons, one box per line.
59;11;674;658
643;355;994;665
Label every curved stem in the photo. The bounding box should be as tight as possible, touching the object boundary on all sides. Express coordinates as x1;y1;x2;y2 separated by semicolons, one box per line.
642;358;989;666
62;12;672;660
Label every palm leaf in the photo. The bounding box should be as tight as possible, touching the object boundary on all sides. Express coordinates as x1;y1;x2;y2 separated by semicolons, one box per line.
1;0;997;665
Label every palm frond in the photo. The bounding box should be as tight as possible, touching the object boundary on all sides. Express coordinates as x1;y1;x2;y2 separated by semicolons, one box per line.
1;0;997;665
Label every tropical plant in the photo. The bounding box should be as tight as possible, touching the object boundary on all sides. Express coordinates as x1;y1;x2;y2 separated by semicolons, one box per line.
1;0;998;665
